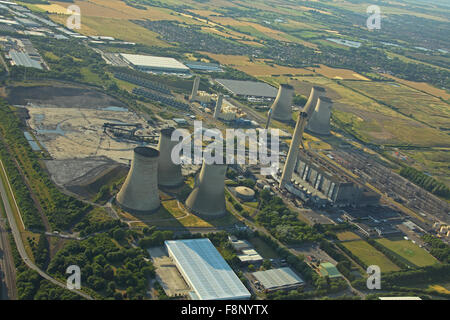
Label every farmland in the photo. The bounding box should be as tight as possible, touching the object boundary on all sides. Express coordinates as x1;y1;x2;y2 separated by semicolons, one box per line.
341;240;401;273
336;232;361;241
201;53;314;77
342;81;450;131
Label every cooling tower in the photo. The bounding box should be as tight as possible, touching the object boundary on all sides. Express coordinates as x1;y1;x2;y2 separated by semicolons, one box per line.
116;147;160;213
157;127;184;187
185;161;227;217
190;76;200;101
304;86;326;118
279;86;325;188
307;97;333;135
214;94;223;119
271;84;294;122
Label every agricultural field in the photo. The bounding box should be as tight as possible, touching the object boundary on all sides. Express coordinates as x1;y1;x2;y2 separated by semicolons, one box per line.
381;74;450;101
308;65;370;81
202;53;314;77
401;150;450;188
45;0;201;23
341;240;400;272
336;232;361;241
376;238;439;267
342;81;450;131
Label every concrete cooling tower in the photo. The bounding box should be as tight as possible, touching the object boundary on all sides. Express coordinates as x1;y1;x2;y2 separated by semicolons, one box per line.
185;161;227;217
279;86;325;188
304;86;326;118
307;97;333;136
157;127;184;187
271;84;294;122
214;94;223;119
116;147;160;213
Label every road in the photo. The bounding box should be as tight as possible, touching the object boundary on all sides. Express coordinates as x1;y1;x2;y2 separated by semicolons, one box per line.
0;160;93;300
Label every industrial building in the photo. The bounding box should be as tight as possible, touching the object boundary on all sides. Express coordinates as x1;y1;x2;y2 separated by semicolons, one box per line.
120;53;190;74
8;50;42;69
292;150;380;206
116;147;161;213
252;267;304;292
185;160;227;217
271;84;294;122
228;236;263;265
184;61;222;72
157;127;184;187
165;239;251;300
237;249;264;265
215;79;278;99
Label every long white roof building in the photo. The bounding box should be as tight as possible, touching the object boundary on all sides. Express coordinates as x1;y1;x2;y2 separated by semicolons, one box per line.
165;239;251;300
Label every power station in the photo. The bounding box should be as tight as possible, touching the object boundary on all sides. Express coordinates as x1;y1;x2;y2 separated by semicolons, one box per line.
279;86;325;188
270;84;294;122
157;127;184;187
116;147;161;213
307;96;333;136
185;160;227;217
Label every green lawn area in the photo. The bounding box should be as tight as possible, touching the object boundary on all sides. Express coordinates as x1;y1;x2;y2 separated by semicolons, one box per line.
342;240;400;272
376;238;439;267
249;237;278;259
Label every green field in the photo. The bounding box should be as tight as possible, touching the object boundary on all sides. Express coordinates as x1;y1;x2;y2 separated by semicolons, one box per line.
342;240;400;272
376;238;439;267
249;237;278;259
342;81;450;132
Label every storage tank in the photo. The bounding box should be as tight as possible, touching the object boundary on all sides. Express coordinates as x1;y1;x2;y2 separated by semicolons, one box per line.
271;84;294;122
116;147;160;213
307;96;333;135
157;127;184;187
185;160;227;217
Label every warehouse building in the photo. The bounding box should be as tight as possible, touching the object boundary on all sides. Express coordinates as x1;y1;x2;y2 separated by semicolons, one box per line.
215;79;278;99
252;267;304;292
185;61;222;72
9;50;42;69
120;53;190;74
165;239;251;300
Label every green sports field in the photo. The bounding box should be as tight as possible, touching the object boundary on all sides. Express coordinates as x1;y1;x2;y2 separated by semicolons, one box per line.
376;238;439;267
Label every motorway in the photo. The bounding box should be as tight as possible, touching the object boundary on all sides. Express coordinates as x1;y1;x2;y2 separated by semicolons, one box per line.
0;160;93;300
